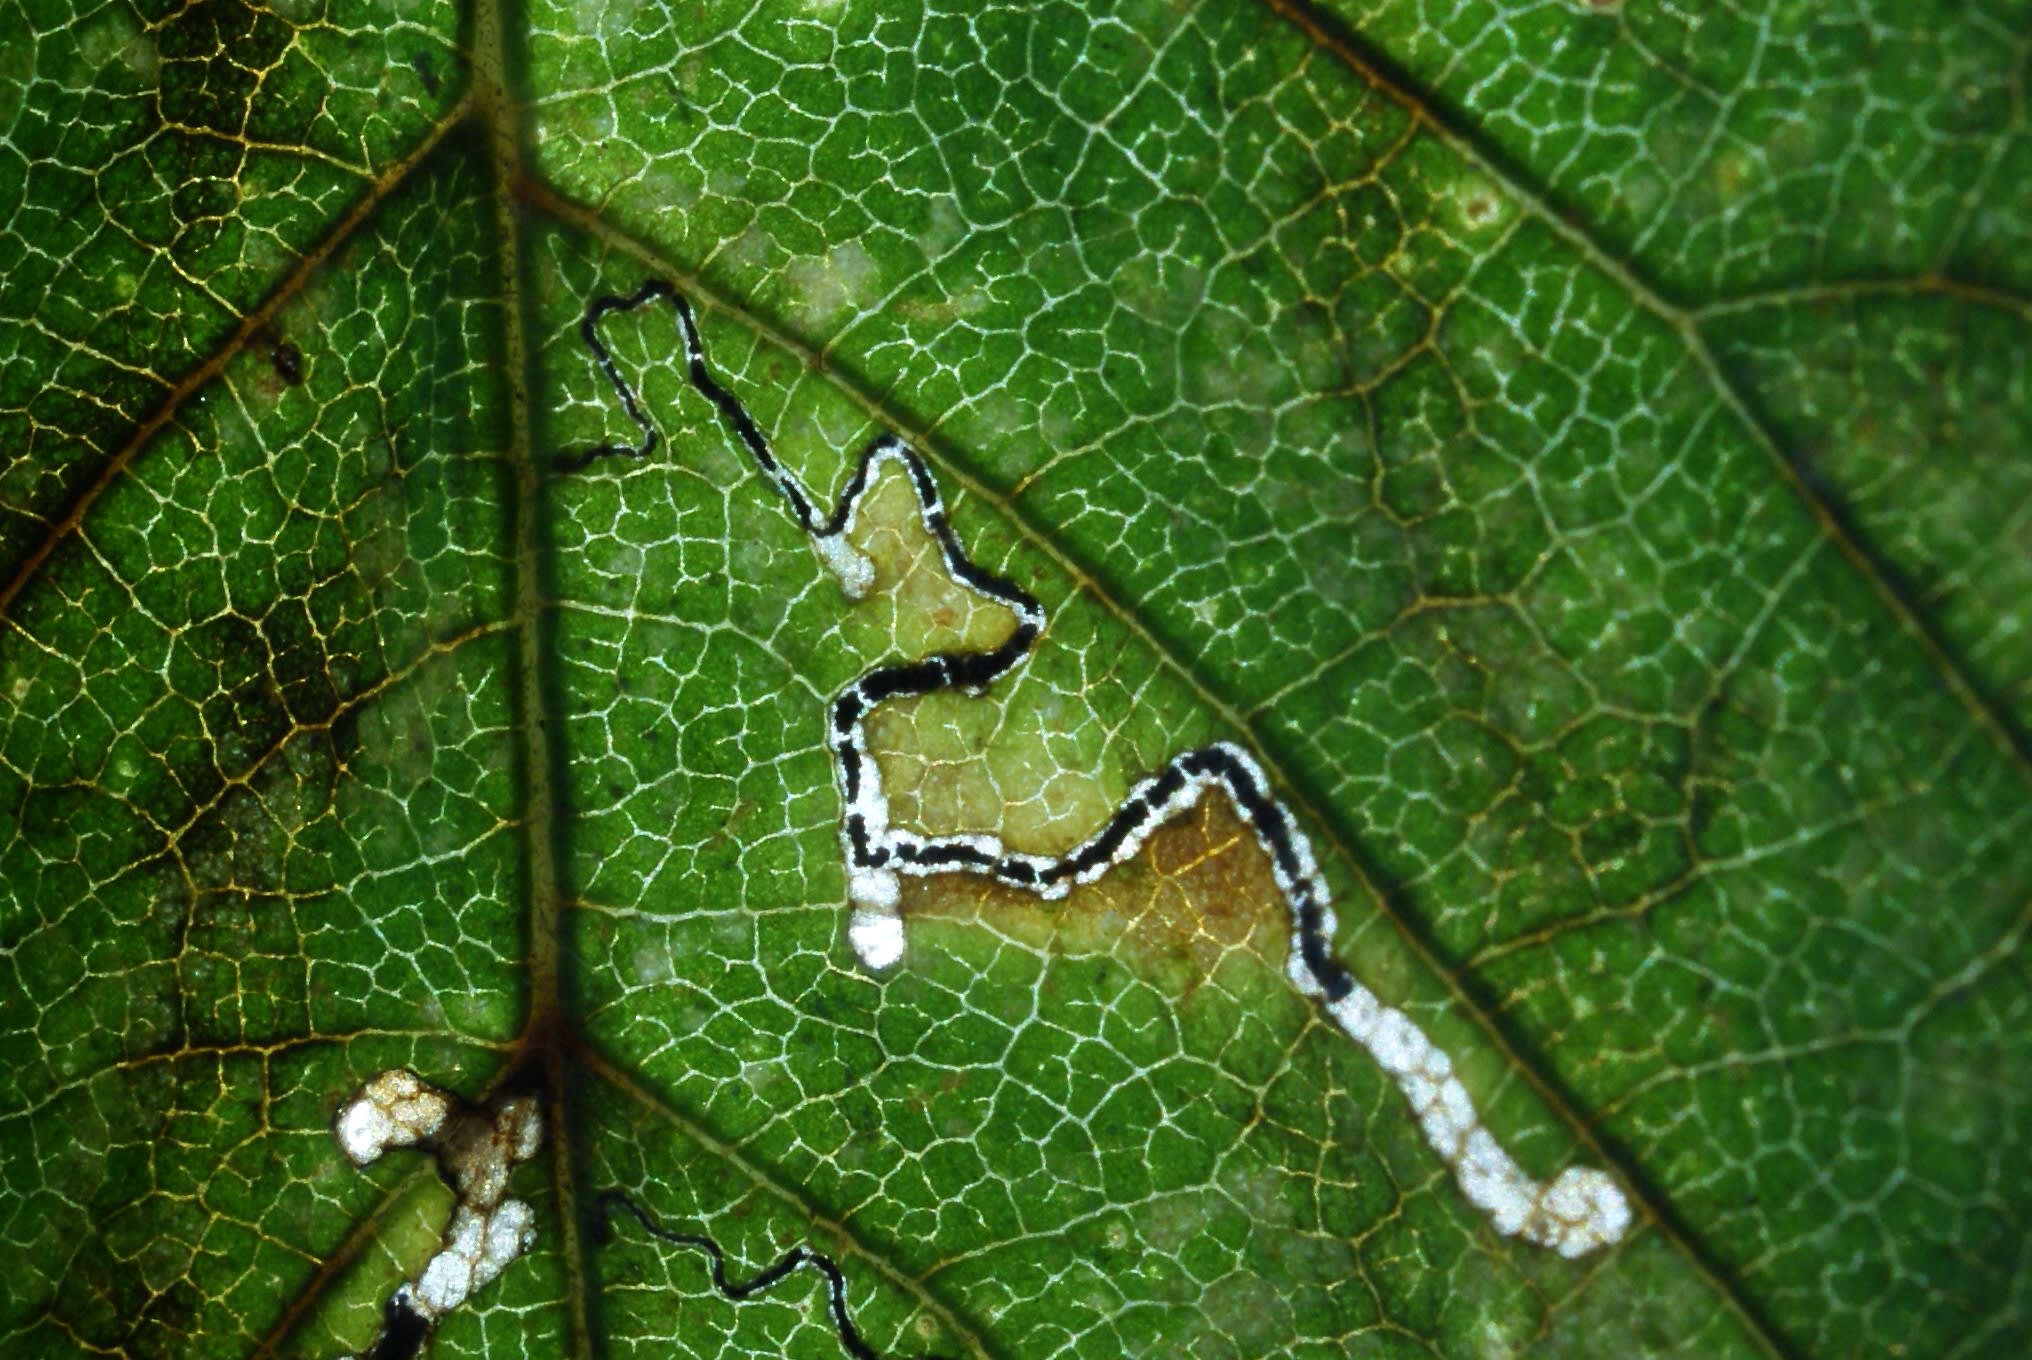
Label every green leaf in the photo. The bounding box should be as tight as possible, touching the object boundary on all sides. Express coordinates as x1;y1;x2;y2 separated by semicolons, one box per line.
3;1;2027;1357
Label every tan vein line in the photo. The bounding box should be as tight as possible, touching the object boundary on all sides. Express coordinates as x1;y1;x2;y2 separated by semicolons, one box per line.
152;121;375;178
1694;273;2032;323
578;1043;1005;1360
112;1032;516;1070
0;1030;514;1129
520;175;1680;1249
1258;0;2032;787
0;96;475;628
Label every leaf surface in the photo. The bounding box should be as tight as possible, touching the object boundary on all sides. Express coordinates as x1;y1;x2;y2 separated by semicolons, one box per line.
1;2;2027;1358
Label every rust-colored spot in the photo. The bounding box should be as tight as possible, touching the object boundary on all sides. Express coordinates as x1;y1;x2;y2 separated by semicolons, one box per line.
899;792;1290;992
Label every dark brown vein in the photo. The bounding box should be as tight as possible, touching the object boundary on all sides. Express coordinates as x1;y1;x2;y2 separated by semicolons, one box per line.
472;0;592;1353
0;97;474;628
247;1051;536;1360
245;1162;440;1360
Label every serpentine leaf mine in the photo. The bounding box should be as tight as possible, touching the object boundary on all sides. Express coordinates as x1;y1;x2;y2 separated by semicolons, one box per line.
569;279;1633;1259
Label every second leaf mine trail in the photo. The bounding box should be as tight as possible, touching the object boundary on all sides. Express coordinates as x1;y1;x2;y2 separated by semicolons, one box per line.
569;277;1632;1260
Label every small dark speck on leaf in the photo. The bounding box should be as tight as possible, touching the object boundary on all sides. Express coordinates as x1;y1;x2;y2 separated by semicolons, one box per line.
414;53;440;96
252;323;303;385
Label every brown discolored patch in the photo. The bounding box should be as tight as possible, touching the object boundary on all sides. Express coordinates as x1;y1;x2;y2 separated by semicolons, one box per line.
899;792;1291;992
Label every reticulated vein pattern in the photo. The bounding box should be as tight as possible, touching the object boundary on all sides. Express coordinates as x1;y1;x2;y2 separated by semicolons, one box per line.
570;279;1633;1259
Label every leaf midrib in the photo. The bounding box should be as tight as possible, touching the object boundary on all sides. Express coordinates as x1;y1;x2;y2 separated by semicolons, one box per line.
471;0;597;1354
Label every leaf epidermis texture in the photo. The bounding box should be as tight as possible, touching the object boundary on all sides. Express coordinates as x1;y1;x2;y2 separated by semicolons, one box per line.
2;0;2029;1358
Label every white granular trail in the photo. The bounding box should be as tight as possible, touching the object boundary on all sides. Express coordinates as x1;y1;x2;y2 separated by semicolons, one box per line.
572;278;1635;1259
334;1072;546;1351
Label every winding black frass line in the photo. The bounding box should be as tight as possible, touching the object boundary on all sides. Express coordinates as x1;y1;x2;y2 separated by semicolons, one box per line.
563;280;1632;1259
598;1191;954;1360
561;277;1352;1001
